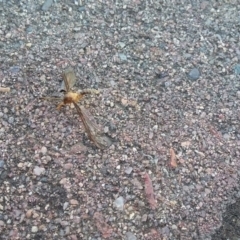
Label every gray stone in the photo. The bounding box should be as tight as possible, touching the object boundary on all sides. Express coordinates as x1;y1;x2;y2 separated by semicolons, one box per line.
188;68;200;80
119;53;127;61
114;196;124;211
0;160;4;168
42;0;53;11
125;232;137;240
234;64;240;75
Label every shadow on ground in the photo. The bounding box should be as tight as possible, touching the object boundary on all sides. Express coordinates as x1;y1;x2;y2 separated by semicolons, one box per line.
211;198;240;240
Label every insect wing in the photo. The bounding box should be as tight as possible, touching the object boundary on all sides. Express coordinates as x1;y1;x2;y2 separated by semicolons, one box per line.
61;68;76;92
73;102;112;149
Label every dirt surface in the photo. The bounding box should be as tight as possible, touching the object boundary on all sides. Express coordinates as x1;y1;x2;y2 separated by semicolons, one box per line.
0;0;240;239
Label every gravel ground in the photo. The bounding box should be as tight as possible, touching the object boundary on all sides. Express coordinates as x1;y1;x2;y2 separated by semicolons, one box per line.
0;0;240;239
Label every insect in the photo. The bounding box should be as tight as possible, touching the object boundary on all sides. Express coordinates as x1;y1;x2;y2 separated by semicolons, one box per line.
42;68;112;149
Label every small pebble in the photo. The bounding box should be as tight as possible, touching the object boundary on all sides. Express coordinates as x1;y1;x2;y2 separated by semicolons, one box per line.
70;199;79;205
40;75;46;81
63;202;69;210
0;220;5;226
184;53;192;59
26;26;33;34
33;166;45;176
153;125;158;132
65;226;70;234
60;178;68;185
104;126;109;133
125;232;136;240
131;178;143;189
164;81;171;87
171;224;178;230
110;102;114;107
5;32;11;38
40;146;47;155
113;196;124;211
121;98;128;106
8;117;14;124
119;53;127;61
63;163;73;170
17;163;24;168
205;188;211;195
141;214;148;222
237;91;240;99
125;167;133;174
42;0;53;11
0;160;4;168
234;64;240;75
9;66;20;73
188;68;200;81
129;212;135;219
223;133;230;140
31;226;38;233
118;42;126;48
78;6;86;12
173;38;180;46
26;209;33;218
149;132;153;139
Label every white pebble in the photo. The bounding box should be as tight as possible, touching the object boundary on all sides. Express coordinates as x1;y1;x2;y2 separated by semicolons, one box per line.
114;196;124;211
40;146;47;154
31;226;38;233
33;166;45;176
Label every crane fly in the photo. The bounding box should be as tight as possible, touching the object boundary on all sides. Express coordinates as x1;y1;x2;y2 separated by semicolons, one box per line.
42;68;112;149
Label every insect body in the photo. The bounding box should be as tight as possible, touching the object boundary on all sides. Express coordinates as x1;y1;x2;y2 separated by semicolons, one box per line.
43;68;112;149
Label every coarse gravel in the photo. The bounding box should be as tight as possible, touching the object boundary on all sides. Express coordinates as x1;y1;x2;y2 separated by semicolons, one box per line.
0;0;240;239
